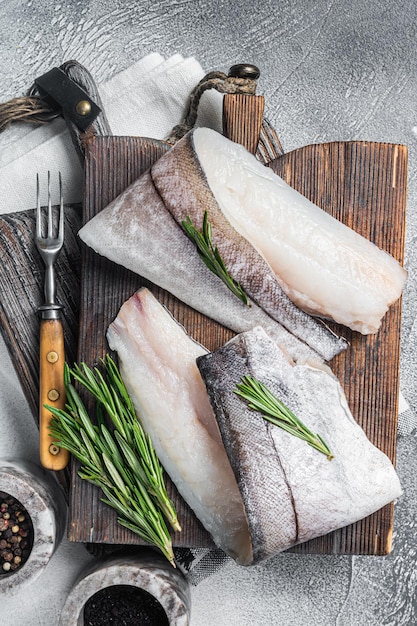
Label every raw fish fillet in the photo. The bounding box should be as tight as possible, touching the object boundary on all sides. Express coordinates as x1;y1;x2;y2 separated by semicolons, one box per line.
106;287;253;565
79;154;347;362
197;326;402;564
152;128;405;334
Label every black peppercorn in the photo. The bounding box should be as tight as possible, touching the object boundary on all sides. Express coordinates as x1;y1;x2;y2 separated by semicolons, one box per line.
0;491;34;576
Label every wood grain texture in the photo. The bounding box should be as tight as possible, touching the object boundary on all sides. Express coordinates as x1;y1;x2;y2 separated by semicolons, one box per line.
223;94;265;154
69;136;407;556
39;318;70;470
70;136;216;547
270;141;407;555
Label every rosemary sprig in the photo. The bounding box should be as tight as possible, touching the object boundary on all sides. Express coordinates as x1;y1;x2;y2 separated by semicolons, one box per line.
182;211;249;305
46;356;180;566
235;375;334;460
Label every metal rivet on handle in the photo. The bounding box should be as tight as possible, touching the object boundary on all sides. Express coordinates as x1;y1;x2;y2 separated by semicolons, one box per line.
75;99;92;116
47;389;60;402
228;64;261;79
46;351;59;364
49;444;60;456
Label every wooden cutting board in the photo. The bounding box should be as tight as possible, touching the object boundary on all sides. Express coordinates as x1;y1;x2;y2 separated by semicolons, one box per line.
68;131;407;556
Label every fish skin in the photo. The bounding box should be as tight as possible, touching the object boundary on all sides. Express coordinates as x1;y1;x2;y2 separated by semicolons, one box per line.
150;131;347;356
106;287;253;565
196;335;298;564
197;326;402;563
79;170;345;363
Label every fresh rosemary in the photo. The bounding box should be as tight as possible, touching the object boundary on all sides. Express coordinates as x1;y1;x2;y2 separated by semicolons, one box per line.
182;211;249;305
235;375;334;460
46;356;180;566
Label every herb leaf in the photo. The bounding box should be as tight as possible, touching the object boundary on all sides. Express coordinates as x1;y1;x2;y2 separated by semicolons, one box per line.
182;211;249;305
46;356;180;566
234;375;334;460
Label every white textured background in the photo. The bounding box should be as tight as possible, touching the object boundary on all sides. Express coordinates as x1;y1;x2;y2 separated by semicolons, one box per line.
0;1;417;624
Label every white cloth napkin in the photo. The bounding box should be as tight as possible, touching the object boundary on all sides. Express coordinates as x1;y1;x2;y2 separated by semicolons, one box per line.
398;384;416;435
0;53;223;212
0;53;414;435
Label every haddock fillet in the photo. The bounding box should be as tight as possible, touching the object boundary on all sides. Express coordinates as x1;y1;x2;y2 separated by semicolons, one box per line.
197;326;402;563
106;287;253;565
79;137;348;362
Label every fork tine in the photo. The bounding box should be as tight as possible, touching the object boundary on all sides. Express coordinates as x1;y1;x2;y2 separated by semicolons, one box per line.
35;172;65;245
47;170;53;238
58;171;64;243
36;173;42;240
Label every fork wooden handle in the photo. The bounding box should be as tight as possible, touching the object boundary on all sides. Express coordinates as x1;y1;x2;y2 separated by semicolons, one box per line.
39;318;70;470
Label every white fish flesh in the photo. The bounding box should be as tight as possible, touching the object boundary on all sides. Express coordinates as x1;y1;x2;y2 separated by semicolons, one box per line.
106;287;253;565
197;326;402;563
79;149;347;362
191;128;407;334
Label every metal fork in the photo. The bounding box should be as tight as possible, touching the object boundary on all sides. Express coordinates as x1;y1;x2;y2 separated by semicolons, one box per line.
35;172;69;471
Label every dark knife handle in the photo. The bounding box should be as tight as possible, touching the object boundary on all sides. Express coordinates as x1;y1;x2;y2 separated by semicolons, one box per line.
39;318;70;470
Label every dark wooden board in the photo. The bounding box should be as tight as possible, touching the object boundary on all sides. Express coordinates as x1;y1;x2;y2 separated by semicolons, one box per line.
0;207;82;423
271;141;407;555
222;93;265;154
69;135;407;556
70;136;219;547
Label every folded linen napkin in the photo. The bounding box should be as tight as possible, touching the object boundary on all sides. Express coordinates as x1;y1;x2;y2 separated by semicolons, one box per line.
0;53;223;212
398;386;417;435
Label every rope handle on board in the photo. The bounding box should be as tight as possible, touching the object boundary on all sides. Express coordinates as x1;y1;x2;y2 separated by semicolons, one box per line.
0;61;284;162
